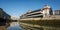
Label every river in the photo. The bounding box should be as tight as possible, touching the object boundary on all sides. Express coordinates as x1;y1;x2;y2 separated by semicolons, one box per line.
7;22;23;30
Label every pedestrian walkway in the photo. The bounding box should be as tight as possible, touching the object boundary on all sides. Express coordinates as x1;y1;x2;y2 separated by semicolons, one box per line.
0;26;6;30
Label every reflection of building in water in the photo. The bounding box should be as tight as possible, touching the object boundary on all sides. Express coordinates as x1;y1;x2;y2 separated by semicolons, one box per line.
20;5;60;19
10;22;19;26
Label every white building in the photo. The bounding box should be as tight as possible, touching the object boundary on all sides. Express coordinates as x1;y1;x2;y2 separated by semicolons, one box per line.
20;5;60;19
42;5;53;17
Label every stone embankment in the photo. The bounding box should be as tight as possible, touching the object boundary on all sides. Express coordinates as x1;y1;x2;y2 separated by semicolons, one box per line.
20;22;60;30
20;15;60;30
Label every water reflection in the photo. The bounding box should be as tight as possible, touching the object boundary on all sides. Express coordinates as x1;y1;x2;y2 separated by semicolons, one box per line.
7;22;23;30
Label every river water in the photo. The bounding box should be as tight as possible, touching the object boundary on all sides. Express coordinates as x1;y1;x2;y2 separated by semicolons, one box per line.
7;22;23;30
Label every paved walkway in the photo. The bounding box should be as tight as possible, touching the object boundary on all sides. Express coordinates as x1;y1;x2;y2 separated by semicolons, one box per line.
0;26;6;30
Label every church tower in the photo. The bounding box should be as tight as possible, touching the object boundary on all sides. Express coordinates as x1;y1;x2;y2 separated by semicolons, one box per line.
42;5;53;17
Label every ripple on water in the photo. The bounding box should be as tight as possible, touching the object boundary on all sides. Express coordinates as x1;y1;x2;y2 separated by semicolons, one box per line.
7;22;23;30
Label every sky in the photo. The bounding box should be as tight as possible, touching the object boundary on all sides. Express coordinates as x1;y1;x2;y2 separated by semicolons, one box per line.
0;0;60;18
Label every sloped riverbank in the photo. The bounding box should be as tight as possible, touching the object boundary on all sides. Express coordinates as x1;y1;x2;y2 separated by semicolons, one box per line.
19;19;60;30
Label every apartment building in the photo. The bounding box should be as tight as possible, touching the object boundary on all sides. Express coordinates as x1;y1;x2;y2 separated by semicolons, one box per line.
0;8;11;20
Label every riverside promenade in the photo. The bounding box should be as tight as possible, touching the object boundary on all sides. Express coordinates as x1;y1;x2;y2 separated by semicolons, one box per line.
0;26;6;30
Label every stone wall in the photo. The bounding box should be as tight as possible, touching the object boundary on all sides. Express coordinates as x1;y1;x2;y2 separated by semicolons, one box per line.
20;15;60;20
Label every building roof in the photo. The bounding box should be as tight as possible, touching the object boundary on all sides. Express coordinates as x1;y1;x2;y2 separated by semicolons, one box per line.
26;9;41;14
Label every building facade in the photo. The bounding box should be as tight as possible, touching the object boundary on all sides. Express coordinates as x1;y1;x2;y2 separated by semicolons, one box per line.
0;8;11;20
53;10;60;15
0;8;11;26
42;5;53;17
20;9;43;19
20;5;60;19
